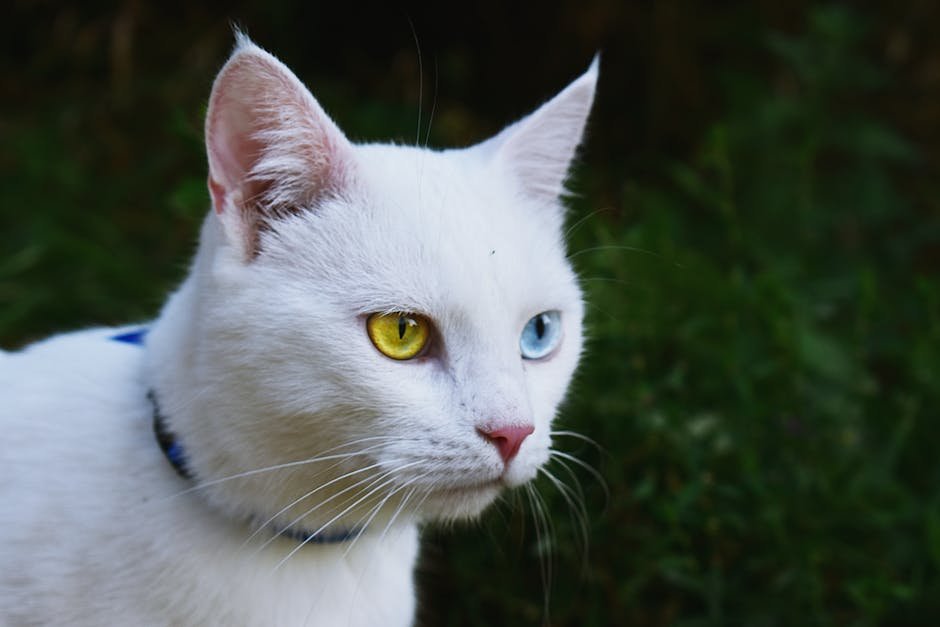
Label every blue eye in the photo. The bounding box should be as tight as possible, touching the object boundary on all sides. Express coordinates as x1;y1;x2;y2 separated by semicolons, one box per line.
520;311;562;360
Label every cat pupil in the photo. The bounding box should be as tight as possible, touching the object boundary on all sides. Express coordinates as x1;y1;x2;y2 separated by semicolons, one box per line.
535;314;546;339
398;316;406;340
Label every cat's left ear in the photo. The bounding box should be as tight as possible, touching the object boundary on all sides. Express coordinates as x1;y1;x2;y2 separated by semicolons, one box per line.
485;55;599;203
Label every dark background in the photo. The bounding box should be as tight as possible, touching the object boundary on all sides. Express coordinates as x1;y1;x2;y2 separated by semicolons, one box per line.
2;1;939;625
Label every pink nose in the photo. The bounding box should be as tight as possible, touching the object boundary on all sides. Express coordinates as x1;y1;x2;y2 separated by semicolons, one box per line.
477;424;535;465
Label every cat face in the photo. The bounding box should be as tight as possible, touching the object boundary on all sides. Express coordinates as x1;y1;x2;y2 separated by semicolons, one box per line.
167;37;596;531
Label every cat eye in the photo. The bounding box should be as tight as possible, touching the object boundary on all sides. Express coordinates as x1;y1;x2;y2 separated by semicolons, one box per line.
520;310;562;360
367;312;431;360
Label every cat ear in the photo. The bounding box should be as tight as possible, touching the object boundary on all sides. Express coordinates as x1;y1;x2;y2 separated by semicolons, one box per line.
486;56;599;203
205;34;353;257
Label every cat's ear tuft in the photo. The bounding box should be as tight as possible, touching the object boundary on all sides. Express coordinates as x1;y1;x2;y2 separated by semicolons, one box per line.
205;37;353;258
486;56;599;204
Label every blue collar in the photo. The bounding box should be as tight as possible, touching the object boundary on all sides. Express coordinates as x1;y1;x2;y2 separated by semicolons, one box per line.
148;390;194;480
112;328;360;546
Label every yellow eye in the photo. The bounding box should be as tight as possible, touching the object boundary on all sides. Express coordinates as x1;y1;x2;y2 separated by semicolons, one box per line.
366;312;431;360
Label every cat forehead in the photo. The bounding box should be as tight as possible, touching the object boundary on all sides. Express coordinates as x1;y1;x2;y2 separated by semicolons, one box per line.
262;143;578;315
361;144;565;249
353;143;553;225
355;144;570;284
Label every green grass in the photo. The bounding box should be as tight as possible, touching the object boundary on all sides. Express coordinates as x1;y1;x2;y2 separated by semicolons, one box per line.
2;4;938;626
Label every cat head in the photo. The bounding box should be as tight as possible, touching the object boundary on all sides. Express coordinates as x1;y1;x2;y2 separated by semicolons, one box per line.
151;36;597;532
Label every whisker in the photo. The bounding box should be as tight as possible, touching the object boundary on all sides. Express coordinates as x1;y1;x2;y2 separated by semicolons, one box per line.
273;469;415;571
343;472;428;558
547;455;588;513
274;460;425;545
567;244;671;263
241;458;406;547
159;436;407;500
403;482;435;525
378;484;422;544
155;387;211;419
339;479;428;626
549;450;609;502
250;468;395;556
539;466;590;569
525;483;553;625
563;206;612;240
584;300;621;323
579;276;648;290
300;472;422;627
345;473;430;604
550;430;606;455
424;56;438;148
407;15;423;148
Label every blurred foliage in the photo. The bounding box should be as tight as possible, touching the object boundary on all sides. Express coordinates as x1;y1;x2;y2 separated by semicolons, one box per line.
2;2;940;626
553;7;939;625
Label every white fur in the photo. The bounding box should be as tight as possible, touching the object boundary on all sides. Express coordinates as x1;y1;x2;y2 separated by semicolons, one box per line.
0;38;597;626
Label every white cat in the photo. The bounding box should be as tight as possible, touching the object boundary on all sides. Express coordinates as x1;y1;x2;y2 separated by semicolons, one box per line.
0;36;597;626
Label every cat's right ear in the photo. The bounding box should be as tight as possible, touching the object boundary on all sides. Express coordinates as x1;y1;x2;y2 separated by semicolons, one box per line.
205;34;354;258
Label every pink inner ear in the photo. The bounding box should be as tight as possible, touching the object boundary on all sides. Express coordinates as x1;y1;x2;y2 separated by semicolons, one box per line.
207;91;270;217
208;177;226;215
204;44;352;252
209;104;261;192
